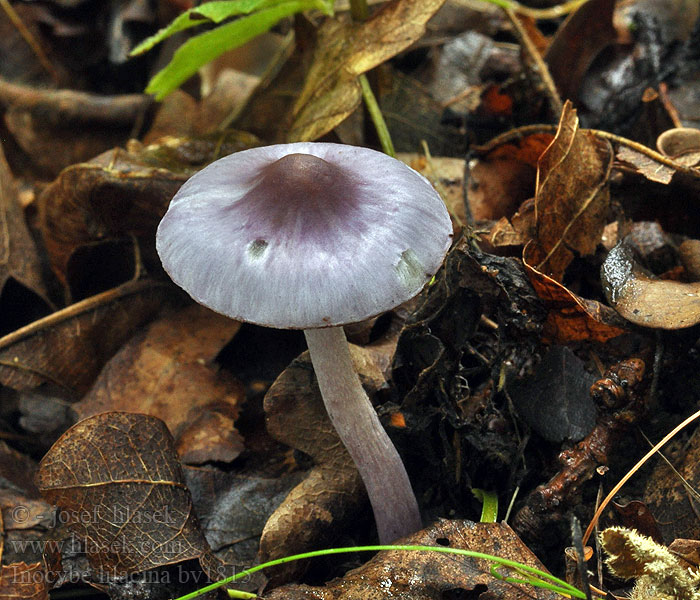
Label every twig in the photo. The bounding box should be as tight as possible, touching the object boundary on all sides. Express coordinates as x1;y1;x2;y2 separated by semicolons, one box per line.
0;0;59;84
480;0;590;19
472;123;700;178
502;6;563;119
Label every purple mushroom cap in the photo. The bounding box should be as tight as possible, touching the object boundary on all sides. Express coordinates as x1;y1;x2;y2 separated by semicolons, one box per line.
157;142;453;329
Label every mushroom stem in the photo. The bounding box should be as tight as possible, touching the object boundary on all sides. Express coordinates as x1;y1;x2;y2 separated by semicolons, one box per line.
304;326;422;543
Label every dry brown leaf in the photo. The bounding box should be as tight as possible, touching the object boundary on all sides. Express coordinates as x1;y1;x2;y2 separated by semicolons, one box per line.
264;519;561;600
36;412;210;576
601;242;700;329
616;145;676;184
544;0;616;104
0;142;52;335
38;135;259;288
0;562;49;600
260;343;392;582
74;304;244;464
0;441;41;498
523;242;628;343
0;79;150;176
289;0;446;141
534;101;612;280
468;134;550;222
644;423;700;542
680;239;700;280
38;147;186;286
0;278;171;397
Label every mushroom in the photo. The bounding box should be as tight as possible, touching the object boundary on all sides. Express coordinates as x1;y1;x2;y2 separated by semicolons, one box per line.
156;142;453;543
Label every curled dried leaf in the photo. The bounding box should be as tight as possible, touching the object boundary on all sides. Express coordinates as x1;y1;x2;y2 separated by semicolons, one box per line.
601;242;700;329
534;101;612;280
523;241;628;343
656;127;700;168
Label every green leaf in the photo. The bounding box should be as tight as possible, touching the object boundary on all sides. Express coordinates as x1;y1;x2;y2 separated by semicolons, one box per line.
144;0;323;100
132;0;332;56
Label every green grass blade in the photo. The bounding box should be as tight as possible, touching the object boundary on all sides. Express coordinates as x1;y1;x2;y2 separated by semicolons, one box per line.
144;0;319;100
172;545;586;600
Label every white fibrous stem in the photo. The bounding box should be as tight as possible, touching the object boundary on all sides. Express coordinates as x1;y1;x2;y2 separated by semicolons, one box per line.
304;326;422;543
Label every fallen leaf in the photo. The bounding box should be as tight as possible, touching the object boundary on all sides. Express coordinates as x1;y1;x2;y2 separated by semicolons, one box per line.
0;142;53;336
184;466;304;569
522;242;627;344
668;539;700;572
601;242;700;329
36;412;210;576
0;439;41;500
0;562;49;600
289;0;446;141
489;199;536;249
38;134;260;290
0;278;171;397
644;414;700;542
0;78;151;176
544;0;616;104
374;67;467;156
468;133;551;221
265;519;562;599
73;304;244;464
534;101;612;280
38;146;187;287
612;499;663;543
616;145;676;184
259;343;393;582
680;239;700;280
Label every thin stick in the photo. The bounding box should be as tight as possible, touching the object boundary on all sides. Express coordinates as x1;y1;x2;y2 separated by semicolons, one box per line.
480;0;590;19
0;0;59;83
472;123;700;178
503;6;563;118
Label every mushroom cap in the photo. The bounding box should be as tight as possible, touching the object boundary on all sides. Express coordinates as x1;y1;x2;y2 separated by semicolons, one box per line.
156;142;453;329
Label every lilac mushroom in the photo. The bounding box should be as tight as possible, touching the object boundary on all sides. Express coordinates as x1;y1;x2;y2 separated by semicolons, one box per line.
156;142;453;543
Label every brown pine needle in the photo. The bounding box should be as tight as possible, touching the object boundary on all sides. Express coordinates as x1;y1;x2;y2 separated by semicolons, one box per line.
582;408;700;546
